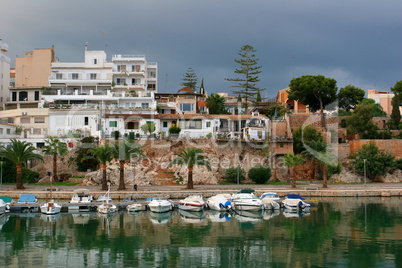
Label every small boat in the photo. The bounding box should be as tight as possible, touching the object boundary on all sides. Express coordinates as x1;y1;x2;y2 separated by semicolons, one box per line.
126;203;145;212
260;192;281;210
282;198;311;211
147;197;173;213
179;195;205;212
0;196;13;212
97;202;117;214
0;200;6;215
70;189;94;204
41;176;62;215
41;200;62;215
18;194;38;204
207;194;232;211
97;186;117;214
232;190;264;211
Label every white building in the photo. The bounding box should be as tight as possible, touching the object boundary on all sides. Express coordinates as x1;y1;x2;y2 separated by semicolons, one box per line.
0;40;10;108
112;54;157;96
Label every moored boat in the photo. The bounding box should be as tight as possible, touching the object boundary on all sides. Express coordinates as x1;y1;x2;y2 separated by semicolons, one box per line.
260;192;281;210
179;195;205;212
41;200;62;215
206;194;232;211
97;202;117;214
126;203;145;212
70;189;94;204
147;197;173;213
18;194;38;204
0;200;6;215
282;198;311;211
232;190;263;211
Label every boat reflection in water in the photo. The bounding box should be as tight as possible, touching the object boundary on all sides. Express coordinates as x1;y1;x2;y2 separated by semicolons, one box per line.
149;211;172;224
179;210;205;224
40;213;62;223
262;209;280;220
235;210;263;223
205;210;232;222
71;213;91;225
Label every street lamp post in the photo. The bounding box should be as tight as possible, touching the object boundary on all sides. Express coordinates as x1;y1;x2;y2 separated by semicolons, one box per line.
363;159;366;186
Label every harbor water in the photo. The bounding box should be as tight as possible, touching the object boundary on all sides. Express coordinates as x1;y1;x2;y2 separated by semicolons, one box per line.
0;197;401;267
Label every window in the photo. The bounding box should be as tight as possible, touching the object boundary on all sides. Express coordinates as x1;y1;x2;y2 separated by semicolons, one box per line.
109;121;117;127
0;128;3;134
280;143;284;148
178;119;202;129
12;92;16;101
36;142;45;148
132;78;138;85
19;91;28;101
163;122;168;128
94;59;97;64
84;117;89;125
34;117;45;123
21;117;30;124
142;103;149;108
206;122;211;128
180;103;194;112
132;65;140;72
90;73;97;80
72;73;78;80
116;78;126;85
126;122;139;130
147;84;156;90
56;73;63;79
34;91;39;101
6;129;10;134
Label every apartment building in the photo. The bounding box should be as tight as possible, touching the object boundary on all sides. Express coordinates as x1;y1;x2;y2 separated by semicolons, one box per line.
367;89;394;115
0;40;10;108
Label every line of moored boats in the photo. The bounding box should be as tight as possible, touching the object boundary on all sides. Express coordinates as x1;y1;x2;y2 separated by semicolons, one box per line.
1;188;314;217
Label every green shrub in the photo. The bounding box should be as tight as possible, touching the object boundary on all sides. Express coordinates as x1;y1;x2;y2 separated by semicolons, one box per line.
1;160;39;183
395;158;402;170
248;165;271;184
169;124;181;134
224;167;245;183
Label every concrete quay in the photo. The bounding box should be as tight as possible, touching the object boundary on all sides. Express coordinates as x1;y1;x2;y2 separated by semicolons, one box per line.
1;182;401;201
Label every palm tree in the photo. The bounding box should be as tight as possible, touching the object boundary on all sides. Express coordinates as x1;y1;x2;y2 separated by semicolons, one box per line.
167;147;211;189
113;140;144;190
0;139;43;189
283;153;305;188
42;137;68;183
302;140;327;180
84;144;115;190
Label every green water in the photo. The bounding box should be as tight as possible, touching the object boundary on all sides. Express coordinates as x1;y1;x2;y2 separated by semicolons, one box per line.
0;197;401;267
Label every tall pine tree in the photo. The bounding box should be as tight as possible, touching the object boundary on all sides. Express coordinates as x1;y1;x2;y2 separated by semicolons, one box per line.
226;45;264;111
180;67;199;90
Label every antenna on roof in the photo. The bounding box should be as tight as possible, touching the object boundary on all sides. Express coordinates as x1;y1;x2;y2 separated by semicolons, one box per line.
85;42;88;51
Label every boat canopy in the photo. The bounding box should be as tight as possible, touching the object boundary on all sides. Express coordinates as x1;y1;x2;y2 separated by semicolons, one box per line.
285;194;305;200
18;194;37;203
0;196;12;203
237;189;255;194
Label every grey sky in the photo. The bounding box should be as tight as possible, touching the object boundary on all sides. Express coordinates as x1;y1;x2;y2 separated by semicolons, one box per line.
2;0;401;98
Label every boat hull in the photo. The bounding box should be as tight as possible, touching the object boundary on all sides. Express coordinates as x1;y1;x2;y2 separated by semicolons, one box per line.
148;199;173;213
97;204;117;214
207;195;232;211
40;202;62;215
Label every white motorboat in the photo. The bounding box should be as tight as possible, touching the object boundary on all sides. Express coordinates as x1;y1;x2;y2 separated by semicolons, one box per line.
147;198;173;213
206;194;232;211
126;203;145;212
260;192;281;210
0;200;6;215
178;195;205;212
0;196;12;212
232;191;264;211
70;189;94;204
41;200;62;215
147;197;173;213
282;198;311;211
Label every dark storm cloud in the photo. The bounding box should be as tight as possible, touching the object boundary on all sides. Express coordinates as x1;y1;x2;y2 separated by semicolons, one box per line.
2;0;401;97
